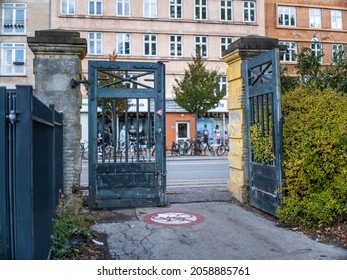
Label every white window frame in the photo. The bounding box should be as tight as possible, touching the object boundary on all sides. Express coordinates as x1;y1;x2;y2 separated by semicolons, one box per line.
61;0;75;15
332;44;344;62
220;0;233;22
279;41;297;62
195;36;208;58
331;10;342;30
243;1;256;23
278;6;296;27
117;33;131;55
310;38;322;63
176;121;190;141
195;0;208;20
88;0;103;16
220;37;233;57
169;35;183;57
2;3;26;35
309;8;321;28
219;75;228;95
143;0;157;18
1;43;26;76
88;32;103;55
144;34;158;56
116;0;130;17
169;0;182;19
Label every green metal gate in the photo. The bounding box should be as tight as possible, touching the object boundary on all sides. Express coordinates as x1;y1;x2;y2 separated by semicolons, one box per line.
88;61;166;209
244;49;283;216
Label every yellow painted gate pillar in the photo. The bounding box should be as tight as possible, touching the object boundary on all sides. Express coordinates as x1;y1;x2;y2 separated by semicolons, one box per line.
222;35;283;203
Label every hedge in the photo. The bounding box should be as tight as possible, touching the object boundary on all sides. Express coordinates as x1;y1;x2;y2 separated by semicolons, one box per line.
277;86;347;227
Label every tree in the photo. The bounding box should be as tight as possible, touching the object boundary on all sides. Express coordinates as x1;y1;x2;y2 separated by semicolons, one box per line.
322;49;347;93
281;46;347;94
294;47;323;84
173;52;225;144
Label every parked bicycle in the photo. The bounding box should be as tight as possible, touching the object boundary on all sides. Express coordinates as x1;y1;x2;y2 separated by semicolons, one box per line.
179;139;194;156
171;141;180;156
211;142;226;156
199;139;215;156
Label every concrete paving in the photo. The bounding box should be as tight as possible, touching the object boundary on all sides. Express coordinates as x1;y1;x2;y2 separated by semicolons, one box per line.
91;186;347;260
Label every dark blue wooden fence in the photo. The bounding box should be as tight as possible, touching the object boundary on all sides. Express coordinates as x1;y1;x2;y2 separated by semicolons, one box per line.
0;85;63;260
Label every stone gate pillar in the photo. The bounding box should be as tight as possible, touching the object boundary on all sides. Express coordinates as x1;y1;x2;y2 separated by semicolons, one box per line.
222;35;283;203
28;29;87;193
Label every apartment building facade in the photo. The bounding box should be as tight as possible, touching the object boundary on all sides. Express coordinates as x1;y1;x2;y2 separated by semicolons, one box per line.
0;0;50;88
1;1;267;148
49;0;265;146
265;0;347;75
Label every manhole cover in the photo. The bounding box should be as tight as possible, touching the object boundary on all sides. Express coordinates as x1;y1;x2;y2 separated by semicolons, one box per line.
143;211;204;226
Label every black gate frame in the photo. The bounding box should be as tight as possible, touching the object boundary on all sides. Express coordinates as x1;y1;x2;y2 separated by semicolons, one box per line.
0;86;63;259
88;61;166;209
244;48;283;216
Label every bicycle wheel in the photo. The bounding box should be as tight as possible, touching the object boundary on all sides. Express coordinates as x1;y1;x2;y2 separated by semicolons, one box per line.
216;146;225;156
209;146;215;156
171;144;179;156
178;145;185;156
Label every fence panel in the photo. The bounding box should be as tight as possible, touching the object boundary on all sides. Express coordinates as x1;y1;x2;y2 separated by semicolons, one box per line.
0;85;63;259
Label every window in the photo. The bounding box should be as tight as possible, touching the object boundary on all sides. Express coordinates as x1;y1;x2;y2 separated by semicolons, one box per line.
195;36;208;58
170;35;183;57
61;0;75;15
117;0;130;16
220;37;233;57
309;8;321;28
143;0;157;18
2;3;26;34
331;10;342;30
220;0;233;21
88;32;103;55
195;0;208;20
278;6;296;27
310;38;322;63
117;33;131;55
89;0;102;16
332;44;344;62
243;1;256;22
1;43;26;75
169;0;182;19
279;42;297;62
219;76;228;95
144;34;157;56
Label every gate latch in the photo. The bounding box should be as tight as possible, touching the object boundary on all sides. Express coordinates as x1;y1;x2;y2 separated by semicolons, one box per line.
71;78;89;88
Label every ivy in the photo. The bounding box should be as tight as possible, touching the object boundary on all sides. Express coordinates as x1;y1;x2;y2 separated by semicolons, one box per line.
250;123;275;164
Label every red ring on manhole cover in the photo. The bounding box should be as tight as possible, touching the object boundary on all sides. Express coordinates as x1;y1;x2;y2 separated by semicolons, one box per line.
143;211;204;226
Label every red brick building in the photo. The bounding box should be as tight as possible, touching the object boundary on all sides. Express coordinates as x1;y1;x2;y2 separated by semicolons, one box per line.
265;0;347;75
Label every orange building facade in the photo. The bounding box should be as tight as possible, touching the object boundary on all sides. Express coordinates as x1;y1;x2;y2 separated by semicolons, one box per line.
265;0;347;75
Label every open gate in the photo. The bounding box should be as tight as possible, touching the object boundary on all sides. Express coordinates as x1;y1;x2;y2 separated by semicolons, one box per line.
244;49;283;216
88;61;166;209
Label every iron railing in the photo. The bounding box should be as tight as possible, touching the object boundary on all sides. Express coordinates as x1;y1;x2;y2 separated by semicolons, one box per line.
0;85;63;260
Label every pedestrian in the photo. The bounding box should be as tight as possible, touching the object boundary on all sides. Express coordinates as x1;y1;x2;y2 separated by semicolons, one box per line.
202;124;209;143
214;125;221;144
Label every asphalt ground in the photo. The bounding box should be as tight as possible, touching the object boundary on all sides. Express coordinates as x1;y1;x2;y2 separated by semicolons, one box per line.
91;186;347;260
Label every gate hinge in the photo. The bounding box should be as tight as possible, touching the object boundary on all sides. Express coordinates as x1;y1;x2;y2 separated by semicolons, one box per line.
71;78;89;88
7;110;18;124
